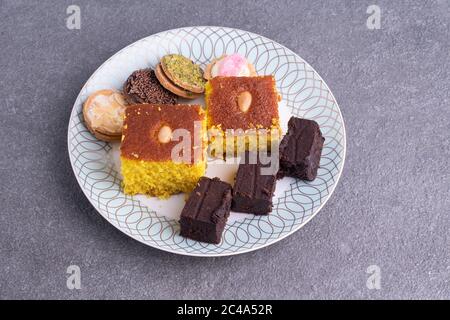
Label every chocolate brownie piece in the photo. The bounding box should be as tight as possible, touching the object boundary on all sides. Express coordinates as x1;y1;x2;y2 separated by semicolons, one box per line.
278;117;325;181
232;152;277;214
179;177;232;244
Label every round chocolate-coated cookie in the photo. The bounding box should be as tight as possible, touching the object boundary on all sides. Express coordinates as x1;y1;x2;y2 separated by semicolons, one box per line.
123;68;177;105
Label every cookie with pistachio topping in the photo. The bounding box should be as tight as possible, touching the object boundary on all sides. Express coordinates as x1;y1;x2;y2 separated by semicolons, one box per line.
160;54;206;94
155;63;202;100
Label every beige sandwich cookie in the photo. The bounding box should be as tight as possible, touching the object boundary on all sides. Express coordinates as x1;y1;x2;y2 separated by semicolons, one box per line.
83;89;128;142
89;130;121;142
155;64;202;100
160;54;206;94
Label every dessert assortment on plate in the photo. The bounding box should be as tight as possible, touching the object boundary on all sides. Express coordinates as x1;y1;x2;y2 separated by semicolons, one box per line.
82;53;325;244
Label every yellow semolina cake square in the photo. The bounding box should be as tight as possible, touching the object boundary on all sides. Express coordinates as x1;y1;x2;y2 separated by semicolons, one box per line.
205;76;281;157
120;104;206;198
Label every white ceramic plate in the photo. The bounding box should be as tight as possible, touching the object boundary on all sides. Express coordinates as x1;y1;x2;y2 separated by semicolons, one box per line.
68;26;346;257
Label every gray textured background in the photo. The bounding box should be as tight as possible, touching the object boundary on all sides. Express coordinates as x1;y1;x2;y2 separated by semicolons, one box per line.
0;0;449;299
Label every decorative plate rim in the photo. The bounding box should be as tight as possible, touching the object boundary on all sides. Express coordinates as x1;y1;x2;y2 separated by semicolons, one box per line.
67;26;347;257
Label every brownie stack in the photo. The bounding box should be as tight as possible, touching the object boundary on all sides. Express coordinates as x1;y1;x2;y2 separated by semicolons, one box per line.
179;116;325;244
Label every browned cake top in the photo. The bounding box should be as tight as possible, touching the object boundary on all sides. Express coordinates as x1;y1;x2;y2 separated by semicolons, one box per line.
121;104;205;162
206;76;279;130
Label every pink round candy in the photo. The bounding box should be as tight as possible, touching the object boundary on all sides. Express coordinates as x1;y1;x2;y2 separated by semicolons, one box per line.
213;54;250;77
